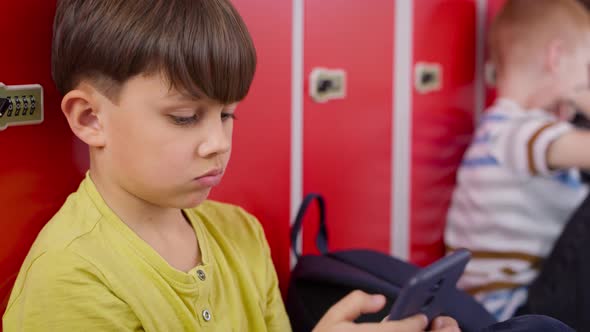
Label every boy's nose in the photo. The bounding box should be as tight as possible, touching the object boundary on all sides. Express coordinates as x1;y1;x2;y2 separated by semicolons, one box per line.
198;119;231;157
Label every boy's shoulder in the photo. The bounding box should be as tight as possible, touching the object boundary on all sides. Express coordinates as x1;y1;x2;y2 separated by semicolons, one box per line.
485;98;523;119
5;188;106;315
480;98;559;131
24;184;103;262
487;98;555;118
189;200;269;264
190;200;265;236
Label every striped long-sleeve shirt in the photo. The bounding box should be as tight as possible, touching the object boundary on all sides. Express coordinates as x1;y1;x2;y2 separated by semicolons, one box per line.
445;98;588;319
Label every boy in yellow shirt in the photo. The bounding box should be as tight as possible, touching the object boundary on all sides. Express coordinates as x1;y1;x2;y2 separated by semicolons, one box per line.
3;0;460;331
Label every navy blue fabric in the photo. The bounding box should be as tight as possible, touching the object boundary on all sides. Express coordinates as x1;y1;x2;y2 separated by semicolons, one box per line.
286;193;574;332
483;315;575;332
287;253;403;332
287;194;496;332
330;250;497;331
524;192;590;330
290;193;328;259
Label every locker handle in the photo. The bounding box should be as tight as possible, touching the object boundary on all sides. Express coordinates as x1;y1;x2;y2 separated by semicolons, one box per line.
309;68;347;103
415;62;443;94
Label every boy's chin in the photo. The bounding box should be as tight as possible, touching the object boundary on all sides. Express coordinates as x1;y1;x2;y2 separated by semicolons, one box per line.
175;192;211;209
152;189;211;209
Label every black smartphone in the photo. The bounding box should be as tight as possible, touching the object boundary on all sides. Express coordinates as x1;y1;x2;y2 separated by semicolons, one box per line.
388;249;471;323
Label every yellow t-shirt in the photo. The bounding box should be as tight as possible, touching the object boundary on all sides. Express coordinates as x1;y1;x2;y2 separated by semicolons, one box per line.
3;175;291;332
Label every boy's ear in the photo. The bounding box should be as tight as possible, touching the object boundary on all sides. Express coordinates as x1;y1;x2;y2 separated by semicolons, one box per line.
61;86;106;148
546;39;565;74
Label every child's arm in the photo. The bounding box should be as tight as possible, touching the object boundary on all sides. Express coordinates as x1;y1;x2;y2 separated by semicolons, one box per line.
489;117;578;176
547;129;590;170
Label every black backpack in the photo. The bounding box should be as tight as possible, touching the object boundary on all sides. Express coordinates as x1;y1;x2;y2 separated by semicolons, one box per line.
285;193;497;332
524;192;590;331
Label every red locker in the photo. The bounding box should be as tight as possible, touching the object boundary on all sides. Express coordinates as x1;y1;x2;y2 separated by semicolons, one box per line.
0;0;87;314
209;0;293;293
410;0;477;266
302;0;394;254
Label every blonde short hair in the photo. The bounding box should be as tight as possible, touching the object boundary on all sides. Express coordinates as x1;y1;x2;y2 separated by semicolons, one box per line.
490;0;590;71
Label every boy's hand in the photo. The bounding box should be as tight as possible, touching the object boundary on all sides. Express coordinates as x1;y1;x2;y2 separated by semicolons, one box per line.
313;290;461;332
552;100;577;122
431;316;461;332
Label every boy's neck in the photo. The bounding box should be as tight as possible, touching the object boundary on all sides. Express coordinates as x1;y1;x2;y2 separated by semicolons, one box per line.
89;163;202;272
89;166;187;233
496;72;556;111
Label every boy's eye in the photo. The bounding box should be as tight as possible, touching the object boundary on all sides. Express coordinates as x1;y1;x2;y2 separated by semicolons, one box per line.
221;112;237;121
170;114;199;126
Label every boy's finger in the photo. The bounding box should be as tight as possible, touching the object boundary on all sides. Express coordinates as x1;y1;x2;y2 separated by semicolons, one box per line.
342;315;429;332
432;316;459;329
379;314;429;331
321;290;386;324
430;326;461;332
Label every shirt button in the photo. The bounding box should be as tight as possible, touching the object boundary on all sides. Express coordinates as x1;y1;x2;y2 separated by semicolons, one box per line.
202;309;212;322
196;269;206;281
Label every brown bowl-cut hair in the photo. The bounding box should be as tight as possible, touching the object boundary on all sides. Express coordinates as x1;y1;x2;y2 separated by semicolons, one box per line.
51;0;257;104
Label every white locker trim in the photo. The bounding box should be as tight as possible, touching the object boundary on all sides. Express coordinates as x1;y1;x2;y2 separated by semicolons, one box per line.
392;0;414;260
290;0;304;269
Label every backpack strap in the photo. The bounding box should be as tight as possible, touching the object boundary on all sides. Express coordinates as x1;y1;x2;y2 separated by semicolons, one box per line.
291;193;329;259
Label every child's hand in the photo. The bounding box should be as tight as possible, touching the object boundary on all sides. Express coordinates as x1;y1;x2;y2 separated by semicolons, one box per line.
553;100;577;122
313;290;461;332
431;316;461;332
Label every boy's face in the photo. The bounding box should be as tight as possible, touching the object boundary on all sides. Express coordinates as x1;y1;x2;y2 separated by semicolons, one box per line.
557;33;590;109
96;74;237;209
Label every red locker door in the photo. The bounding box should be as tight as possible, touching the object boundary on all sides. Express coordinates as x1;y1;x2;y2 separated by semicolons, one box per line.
209;0;293;291
302;0;394;254
0;0;87;315
411;0;477;266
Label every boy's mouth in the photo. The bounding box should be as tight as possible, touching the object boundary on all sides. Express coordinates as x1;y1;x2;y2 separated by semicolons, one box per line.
194;169;224;187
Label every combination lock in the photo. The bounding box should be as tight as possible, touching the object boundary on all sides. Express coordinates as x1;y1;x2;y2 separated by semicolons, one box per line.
0;83;44;131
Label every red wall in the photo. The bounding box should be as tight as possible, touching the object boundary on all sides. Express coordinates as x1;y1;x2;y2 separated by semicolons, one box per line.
302;0;394;256
411;0;477;266
0;0;88;312
209;0;293;292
